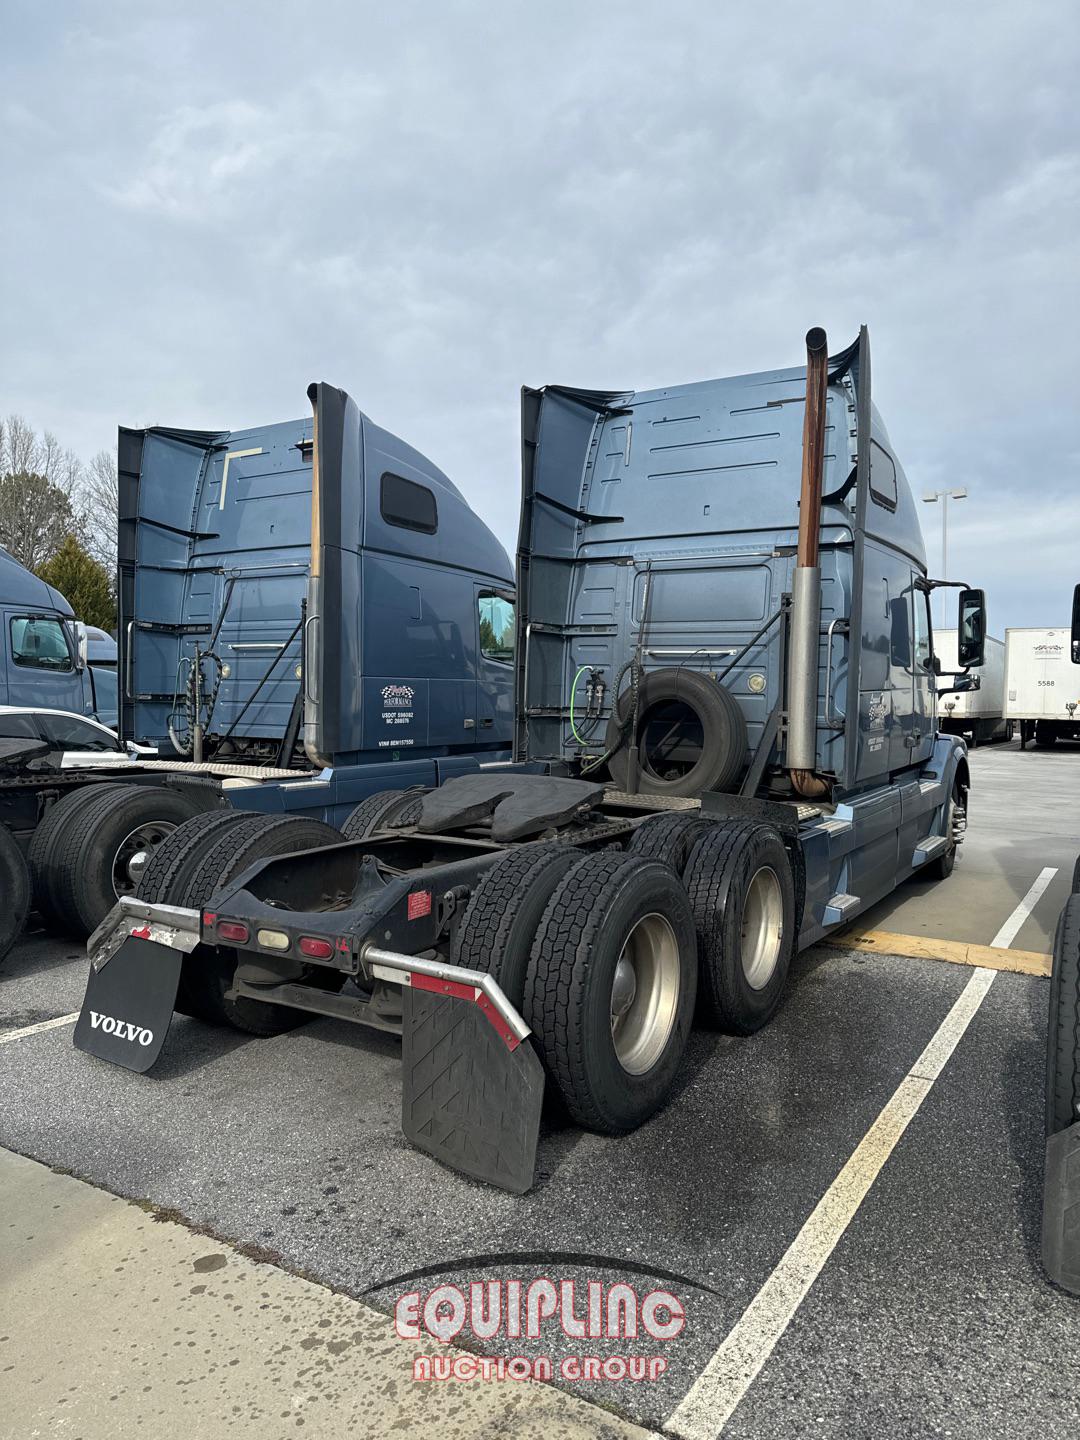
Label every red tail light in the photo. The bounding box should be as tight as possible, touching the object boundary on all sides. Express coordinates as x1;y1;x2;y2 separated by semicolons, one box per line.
216;920;249;943
299;936;334;959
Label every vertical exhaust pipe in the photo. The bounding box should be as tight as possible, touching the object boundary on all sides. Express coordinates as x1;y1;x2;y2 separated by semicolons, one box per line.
789;327;830;800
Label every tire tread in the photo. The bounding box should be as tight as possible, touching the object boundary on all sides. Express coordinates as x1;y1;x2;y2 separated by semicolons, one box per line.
1048;894;1080;1135
526;851;693;1132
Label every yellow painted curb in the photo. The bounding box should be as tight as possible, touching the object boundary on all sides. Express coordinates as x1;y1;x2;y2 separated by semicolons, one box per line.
820;926;1051;977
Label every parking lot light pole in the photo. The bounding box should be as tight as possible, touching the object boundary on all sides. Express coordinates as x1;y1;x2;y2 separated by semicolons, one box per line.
922;488;968;627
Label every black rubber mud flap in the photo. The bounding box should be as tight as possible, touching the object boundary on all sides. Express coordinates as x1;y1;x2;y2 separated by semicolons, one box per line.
1043;1122;1080;1294
400;986;544;1194
74;937;183;1073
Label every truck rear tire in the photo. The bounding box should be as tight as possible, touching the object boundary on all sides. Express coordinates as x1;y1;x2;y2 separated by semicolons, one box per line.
683;821;796;1034
1047;895;1080;1136
179;815;343;1035
525;851;697;1133
135;809;244;905
28;782;127;927
451;844;582;1009
135;809;254;1022
605;669;748;798
46;785;203;938
0;824;30;965
1036;722;1058;748
627;812;714;875
342;788;428;840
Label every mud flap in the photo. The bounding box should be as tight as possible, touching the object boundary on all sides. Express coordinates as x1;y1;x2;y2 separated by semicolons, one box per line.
74;937;183;1073
400;986;544;1194
1043;1122;1080;1294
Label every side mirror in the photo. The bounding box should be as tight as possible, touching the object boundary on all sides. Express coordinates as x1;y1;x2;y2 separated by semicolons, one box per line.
1071;583;1080;664
957;588;986;668
73;621;88;673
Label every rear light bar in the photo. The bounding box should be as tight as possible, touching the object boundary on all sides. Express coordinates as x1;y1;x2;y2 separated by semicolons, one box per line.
216;920;249;944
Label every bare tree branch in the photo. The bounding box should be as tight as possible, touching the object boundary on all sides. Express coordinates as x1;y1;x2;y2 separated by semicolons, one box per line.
0;414;85;571
80;448;119;572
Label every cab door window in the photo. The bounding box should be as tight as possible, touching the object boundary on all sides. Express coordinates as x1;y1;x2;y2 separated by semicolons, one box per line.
478;595;515;663
10;617;74;671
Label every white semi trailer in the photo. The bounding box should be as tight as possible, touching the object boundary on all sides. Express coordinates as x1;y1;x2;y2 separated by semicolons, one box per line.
1005;627;1080;748
936;630;1010;746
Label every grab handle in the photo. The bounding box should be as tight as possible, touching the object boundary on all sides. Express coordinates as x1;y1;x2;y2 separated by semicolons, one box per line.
824;617;849;730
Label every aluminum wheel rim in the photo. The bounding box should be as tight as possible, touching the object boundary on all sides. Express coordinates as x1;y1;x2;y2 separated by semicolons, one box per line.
946;792;965;852
610;912;681;1076
740;866;783;990
112;821;179;898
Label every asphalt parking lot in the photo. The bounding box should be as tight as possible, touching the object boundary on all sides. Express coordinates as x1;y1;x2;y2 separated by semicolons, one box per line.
2;739;1078;1439
859;738;1080;954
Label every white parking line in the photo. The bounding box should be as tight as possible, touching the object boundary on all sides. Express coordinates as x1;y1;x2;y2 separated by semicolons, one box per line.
0;1013;80;1045
990;866;1058;949
665;966;997;1440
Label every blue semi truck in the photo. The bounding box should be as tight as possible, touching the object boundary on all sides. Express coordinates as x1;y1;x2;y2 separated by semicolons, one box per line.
0;383;514;957
0;547;117;719
78;326;990;1194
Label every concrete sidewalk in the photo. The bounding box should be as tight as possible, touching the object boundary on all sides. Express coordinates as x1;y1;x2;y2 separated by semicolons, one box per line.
0;1148;650;1440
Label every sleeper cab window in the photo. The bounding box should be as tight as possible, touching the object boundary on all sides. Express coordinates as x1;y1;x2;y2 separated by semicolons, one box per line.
380;472;438;534
10;616;74;671
478;594;515;663
869;441;897;510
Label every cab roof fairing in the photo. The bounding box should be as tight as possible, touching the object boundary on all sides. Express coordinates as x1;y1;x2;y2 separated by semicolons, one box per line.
521;333;923;572
524;369;861;550
0;545;75;616
129;403;512;587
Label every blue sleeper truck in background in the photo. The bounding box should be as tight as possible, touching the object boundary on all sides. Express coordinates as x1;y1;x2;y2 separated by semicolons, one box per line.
79;326;991;1195
0;382;514;957
0;547;116;720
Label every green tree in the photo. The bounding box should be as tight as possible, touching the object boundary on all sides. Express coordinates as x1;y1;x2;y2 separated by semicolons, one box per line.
0;471;79;570
35;534;115;631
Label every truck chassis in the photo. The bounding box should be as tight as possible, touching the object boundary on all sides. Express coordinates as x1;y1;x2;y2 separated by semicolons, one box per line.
77;756;965;1194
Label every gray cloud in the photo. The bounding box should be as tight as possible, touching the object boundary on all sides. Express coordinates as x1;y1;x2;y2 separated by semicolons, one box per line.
1;0;1076;627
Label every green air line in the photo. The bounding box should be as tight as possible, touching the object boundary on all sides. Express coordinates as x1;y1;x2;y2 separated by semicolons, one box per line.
569;664;596;748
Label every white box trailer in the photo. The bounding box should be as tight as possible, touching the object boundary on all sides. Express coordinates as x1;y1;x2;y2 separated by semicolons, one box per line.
1005;627;1080;748
936;631;1010;745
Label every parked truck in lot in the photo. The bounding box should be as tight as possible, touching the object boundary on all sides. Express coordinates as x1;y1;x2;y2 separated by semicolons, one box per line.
936;630;1010;746
77;327;988;1194
1005;627;1080;748
0;386;514;962
0;546;116;721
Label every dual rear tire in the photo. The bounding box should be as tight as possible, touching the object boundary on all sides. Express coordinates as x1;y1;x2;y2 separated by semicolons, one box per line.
29;783;208;938
451;816;797;1135
137;811;343;1035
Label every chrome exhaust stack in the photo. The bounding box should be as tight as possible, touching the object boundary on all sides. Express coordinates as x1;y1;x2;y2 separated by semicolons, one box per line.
789;327;831;800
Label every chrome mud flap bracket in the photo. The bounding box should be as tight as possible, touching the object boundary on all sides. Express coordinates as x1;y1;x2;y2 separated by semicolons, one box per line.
1043;1122;1080;1294
365;946;544;1195
74;899;201;1073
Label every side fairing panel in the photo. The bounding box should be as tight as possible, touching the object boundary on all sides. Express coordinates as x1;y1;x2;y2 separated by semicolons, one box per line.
120;421;312;749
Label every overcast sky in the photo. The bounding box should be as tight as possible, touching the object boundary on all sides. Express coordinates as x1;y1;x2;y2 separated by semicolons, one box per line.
2;2;1077;629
